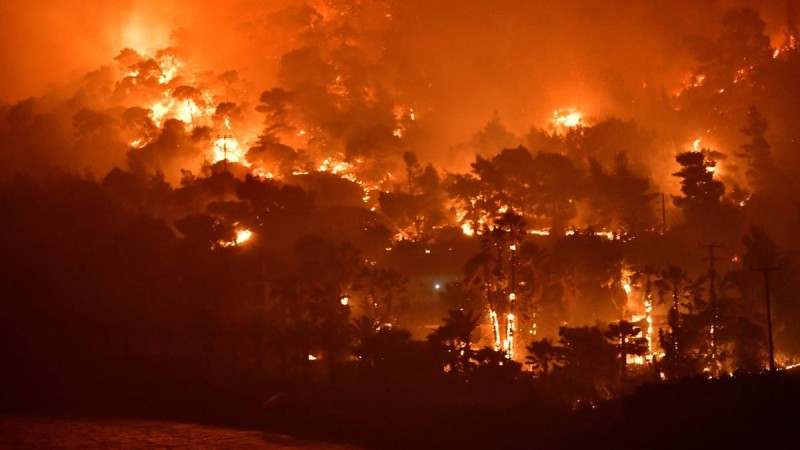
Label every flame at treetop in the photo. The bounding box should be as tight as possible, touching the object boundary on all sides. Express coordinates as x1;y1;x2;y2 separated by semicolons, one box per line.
106;28;424;216
118;49;258;170
235;228;253;245
215;227;253;249
551;108;583;130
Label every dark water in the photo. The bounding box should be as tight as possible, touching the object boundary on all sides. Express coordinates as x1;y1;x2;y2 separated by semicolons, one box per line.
0;416;361;449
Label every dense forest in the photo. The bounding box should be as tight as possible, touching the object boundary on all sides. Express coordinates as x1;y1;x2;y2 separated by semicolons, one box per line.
2;3;800;446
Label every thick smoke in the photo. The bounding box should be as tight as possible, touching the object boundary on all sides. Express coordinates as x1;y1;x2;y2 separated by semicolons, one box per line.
0;1;790;165
2;0;798;232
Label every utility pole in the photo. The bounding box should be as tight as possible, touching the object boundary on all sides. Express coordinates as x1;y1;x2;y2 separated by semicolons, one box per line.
661;193;667;236
218;134;232;172
643;268;655;363
751;265;781;372
700;242;724;376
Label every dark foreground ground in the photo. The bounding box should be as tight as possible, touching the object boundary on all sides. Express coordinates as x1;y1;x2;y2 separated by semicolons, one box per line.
0;416;361;449
3;372;800;449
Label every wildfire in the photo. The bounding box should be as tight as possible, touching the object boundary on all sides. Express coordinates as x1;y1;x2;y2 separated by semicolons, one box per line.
505;312;516;359
643;294;654;362
774;33;797;59
489;309;501;352
216;227;254;248
212;135;249;166
552;108;583;129
157;54;182;85
117;50;259;170
318;158;353;174
622;267;655;365
461;222;476;236
675;73;706;97
297;155;390;206
690;74;705;88
454;207;621;241
623;280;632;296
621;267;634;301
739;195;751;208
129;137;147;149
565;229;619;240
733;68;748;84
235;228;253;244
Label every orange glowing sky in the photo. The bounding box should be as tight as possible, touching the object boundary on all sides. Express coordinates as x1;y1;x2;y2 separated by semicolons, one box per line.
0;0;791;154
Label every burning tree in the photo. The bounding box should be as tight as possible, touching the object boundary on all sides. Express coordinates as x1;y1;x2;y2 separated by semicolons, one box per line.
605;320;648;384
672;150;725;218
463;210;546;359
448;146;583;236
655;266;706;379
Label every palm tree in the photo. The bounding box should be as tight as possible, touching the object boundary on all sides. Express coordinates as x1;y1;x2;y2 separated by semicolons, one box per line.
494;211;528;358
558;326;618;401
464;249;503;350
429;309;482;373
515;241;547;339
605;320;648;381
439;282;480;312
356;267;408;328
351;315;377;362
525;338;562;377
267;275;313;379
439;309;482;345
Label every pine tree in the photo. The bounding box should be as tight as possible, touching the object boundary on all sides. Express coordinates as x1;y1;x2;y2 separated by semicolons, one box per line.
672;150;725;217
736;106;775;192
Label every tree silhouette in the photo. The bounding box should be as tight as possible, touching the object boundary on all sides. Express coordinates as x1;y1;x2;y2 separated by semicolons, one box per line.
558;326;617;402
736;106;775;193
351;315;377;366
492;210;528;357
525;338;563;377
428;309;481;374
471;347;522;386
587;153;658;235
655;266;705;379
464;248;504;350
356;266;408;328
380;159;448;240
732;316;767;373
605;320;648;382
672;150;724;217
437;309;482;345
